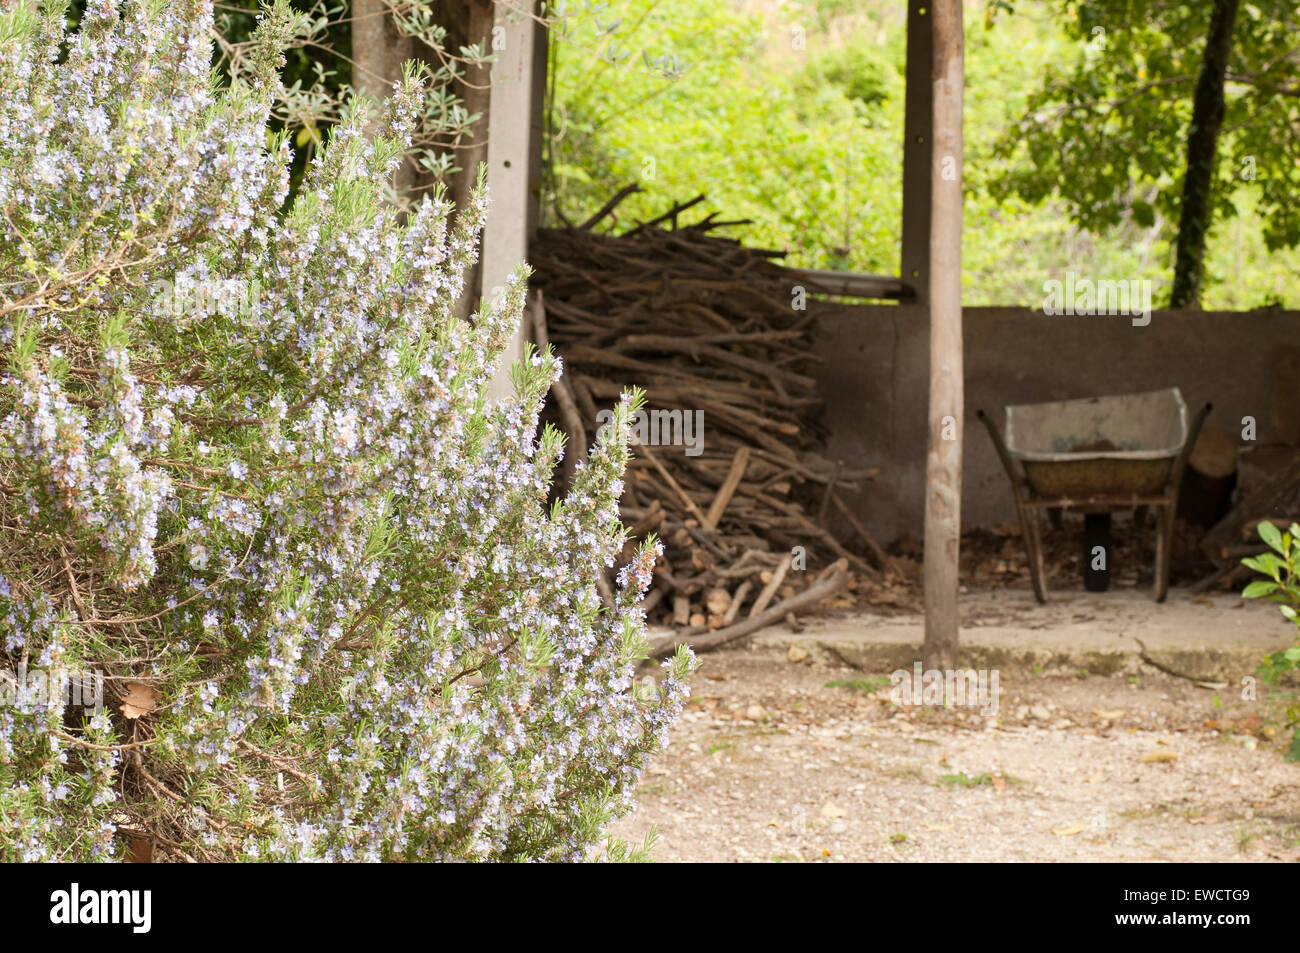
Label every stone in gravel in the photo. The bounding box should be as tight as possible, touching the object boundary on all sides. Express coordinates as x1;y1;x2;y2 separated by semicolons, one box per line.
820;802;846;818
787;645;809;663
1030;705;1051;720
746;703;766;721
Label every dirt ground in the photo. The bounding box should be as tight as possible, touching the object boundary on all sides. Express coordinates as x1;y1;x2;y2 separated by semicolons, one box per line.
613;640;1300;863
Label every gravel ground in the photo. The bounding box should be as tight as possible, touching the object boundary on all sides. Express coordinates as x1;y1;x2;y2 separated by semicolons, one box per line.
612;646;1300;862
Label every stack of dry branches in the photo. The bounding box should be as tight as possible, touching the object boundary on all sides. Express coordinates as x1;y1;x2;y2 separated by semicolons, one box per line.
528;193;890;654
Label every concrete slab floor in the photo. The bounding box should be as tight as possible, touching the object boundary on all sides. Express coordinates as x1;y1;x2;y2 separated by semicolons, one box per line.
739;586;1299;681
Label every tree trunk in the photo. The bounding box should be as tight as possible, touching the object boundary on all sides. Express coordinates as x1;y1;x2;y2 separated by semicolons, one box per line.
446;0;495;320
352;0;493;235
922;0;964;672
1169;0;1240;308
352;0;416;197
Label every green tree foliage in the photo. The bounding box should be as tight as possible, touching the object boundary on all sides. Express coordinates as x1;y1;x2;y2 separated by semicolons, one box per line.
548;0;1299;308
991;0;1300;305
546;0;903;273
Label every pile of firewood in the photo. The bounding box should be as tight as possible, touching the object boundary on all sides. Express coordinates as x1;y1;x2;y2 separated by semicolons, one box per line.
1194;443;1300;592
527;192;888;653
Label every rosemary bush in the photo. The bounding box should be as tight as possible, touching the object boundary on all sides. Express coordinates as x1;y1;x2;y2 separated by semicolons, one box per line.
0;0;691;861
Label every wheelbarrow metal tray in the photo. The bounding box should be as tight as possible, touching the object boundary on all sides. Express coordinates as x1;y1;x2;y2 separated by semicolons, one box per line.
1003;388;1189;498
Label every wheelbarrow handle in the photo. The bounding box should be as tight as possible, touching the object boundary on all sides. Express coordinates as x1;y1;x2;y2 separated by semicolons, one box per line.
976;408;1025;495
1168;401;1214;493
978;408;1047;602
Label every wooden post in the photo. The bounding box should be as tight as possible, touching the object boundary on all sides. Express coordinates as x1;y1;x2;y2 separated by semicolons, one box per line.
482;1;547;399
900;1;933;305
922;0;964;671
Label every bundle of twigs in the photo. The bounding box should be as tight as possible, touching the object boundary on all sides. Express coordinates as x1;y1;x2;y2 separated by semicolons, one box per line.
528;191;888;644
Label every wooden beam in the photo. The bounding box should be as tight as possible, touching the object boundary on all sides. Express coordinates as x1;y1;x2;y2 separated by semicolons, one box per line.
781;267;911;301
900;1;933;306
922;0;964;671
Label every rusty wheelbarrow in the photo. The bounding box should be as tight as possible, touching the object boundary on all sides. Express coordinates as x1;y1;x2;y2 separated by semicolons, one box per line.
978;388;1212;603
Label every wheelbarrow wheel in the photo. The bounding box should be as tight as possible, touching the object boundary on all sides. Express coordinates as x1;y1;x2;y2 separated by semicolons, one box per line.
1083;513;1111;592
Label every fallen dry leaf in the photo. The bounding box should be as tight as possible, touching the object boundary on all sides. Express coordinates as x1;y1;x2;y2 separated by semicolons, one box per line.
991;775;1007;792
1051;823;1085;836
1188;815;1219;825
128;836;152;863
1093;709;1126;720
1141;749;1178;763
120;682;159;720
820;802;846;819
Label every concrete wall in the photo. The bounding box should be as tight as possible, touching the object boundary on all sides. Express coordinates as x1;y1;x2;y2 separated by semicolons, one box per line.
816;305;1300;542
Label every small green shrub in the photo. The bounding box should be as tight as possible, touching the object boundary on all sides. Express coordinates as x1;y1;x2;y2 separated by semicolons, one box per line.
1241;521;1300;761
